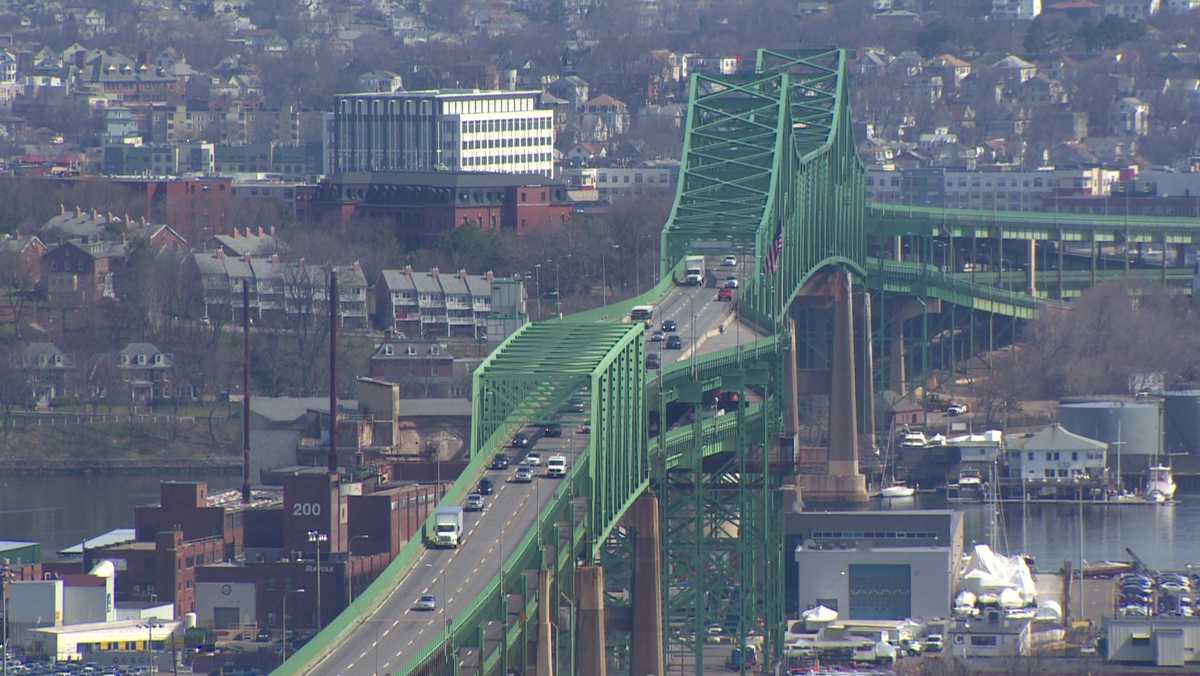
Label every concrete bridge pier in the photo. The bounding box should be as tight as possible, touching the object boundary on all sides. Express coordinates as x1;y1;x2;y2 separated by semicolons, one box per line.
884;297;941;396
630;494;664;676
1026;238;1037;297
576;565;607;676
794;268;869;503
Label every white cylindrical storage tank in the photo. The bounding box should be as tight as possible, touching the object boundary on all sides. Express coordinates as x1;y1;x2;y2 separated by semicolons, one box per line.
1058;399;1162;472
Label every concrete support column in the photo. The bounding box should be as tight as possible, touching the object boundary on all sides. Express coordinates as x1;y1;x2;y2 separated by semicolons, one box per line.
829;269;859;479
537;569;554;676
630;495;664;676
1026;238;1037;297
856;292;876;451
575;565;607;676
888;319;907;395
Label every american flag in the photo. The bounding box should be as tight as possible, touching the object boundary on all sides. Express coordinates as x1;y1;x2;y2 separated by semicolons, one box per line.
763;219;784;274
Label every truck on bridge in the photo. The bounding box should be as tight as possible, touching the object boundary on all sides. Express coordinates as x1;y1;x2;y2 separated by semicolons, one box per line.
433;506;464;548
684;255;705;285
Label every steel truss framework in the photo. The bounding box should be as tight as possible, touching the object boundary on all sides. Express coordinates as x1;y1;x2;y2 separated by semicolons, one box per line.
278;43;1200;676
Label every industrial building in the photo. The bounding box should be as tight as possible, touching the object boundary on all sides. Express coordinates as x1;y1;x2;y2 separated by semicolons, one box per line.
1105;616;1200;666
787;510;963;620
1058;398;1162;475
332;89;554;177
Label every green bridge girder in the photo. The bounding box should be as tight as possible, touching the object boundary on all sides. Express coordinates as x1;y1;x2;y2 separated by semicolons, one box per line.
278;47;1200;676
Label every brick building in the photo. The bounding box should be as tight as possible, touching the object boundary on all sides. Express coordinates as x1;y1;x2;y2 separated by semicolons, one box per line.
43;240;124;306
311;172;574;245
0;234;47;283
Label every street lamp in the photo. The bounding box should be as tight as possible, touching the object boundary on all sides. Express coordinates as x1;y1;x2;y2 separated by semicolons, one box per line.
307;531;328;629
347;535;370;605
602;244;620;306
280;587;306;663
140;619;165;673
534;263;543;320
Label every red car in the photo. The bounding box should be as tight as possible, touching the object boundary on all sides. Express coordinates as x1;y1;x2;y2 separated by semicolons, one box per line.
717;287;734;301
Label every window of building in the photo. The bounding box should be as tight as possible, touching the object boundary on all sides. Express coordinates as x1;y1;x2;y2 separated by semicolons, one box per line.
1044;469;1055;478
1027;452;1034;461
970;635;998;647
1058;468;1068;477
1071;451;1078;461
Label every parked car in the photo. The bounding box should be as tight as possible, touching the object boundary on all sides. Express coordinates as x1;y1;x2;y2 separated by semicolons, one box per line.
946;404;968;416
924;634;944;653
255;630;271;643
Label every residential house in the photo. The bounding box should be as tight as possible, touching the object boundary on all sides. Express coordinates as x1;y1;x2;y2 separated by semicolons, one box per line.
925;54;972;87
40;207;110;244
367;340;475;398
0;234;47;284
681;54;741;78
375;267;526;339
357;70;403;93
1113;97;1150;136
583;94;629;137
43;240;124;306
205;227;281;257
1017;75;1068;105
0;49;17;82
993;55;1037;82
538;91;571;133
547;75;589;111
1006;424;1107;482
16;342;73;402
1102;0;1161;18
116;342;173;403
993;0;1043;18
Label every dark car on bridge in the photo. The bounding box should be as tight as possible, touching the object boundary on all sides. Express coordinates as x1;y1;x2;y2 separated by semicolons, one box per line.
662;319;677;332
542;422;562;437
491;454;509;470
665;335;683;350
477;477;494;495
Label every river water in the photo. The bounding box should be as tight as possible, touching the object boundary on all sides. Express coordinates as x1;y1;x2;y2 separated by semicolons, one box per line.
0;472;239;555
3;473;1198;571
873;492;1200;571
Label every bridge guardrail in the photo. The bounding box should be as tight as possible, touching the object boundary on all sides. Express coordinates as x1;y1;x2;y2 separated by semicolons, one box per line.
564;259;685;324
867;257;1041;316
865;202;1200;236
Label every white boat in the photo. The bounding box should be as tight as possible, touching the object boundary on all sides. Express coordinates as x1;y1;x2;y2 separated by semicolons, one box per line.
881;483;916;498
1146;464;1176;502
958;468;983;488
900;431;927;448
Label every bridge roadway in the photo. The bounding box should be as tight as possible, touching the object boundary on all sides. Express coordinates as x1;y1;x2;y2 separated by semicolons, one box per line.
650;257;766;369
306;260;758;676
307;420;590;675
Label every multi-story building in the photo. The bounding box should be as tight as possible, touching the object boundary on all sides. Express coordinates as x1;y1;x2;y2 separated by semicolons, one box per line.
367;339;476;398
333;89;554;177
992;0;1042;18
0;234;47;283
189;253;369;327
560;161;679;202
116;342;174;403
1103;0;1161;19
16;342;74;402
309;172;574;244
1113;97;1150;136
101;142;215;176
43;240;123;306
375;267;525;339
1006;424;1108;482
865;167;1119;210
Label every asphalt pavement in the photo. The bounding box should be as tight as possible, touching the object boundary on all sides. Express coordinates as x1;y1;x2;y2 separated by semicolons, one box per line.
307;417;590;675
649;258;765;369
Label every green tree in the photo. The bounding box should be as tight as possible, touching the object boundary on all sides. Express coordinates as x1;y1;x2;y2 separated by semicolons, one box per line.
916;20;955;58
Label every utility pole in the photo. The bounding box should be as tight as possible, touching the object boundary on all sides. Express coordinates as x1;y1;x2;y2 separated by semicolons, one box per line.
308;531;328;628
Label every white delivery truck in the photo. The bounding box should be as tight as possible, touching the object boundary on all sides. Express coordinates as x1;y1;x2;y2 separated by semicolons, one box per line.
684;255;705;285
433;506;464;548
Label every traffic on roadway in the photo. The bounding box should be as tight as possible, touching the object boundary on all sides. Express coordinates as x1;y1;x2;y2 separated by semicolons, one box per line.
307;408;591;675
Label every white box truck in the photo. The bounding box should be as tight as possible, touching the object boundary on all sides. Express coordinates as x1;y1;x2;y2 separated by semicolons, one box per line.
433;506;464;548
684;256;705;285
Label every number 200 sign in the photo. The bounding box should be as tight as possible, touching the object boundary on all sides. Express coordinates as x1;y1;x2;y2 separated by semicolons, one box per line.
292;503;322;516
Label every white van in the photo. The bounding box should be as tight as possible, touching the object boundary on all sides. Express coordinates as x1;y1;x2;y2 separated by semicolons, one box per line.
546;455;567;478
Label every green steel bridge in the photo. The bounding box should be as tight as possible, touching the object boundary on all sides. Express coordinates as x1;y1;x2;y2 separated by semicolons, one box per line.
276;49;1200;676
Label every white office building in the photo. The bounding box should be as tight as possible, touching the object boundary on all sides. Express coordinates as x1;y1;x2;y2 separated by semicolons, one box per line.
992;0;1042;19
333;89;554;177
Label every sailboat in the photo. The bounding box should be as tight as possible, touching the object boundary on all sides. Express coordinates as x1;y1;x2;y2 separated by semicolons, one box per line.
880;417;916;498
